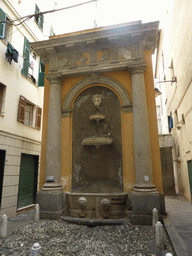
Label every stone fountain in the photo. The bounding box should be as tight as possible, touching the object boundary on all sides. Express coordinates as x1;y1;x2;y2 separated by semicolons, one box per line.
66;87;128;221
33;21;165;225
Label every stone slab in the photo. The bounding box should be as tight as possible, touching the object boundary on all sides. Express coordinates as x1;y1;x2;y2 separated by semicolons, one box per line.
60;215;126;226
40;210;64;220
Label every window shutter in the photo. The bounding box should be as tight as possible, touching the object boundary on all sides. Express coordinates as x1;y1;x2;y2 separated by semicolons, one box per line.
35;4;43;30
0;8;6;39
39;13;44;29
38;61;45;87
18;95;26;123
34;4;39;24
35;106;42;129
21;37;31;78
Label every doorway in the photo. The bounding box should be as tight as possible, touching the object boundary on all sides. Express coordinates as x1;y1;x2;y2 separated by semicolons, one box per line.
0;150;6;207
17;154;38;209
187;160;192;201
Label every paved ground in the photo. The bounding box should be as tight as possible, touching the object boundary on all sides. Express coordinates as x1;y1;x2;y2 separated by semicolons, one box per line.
163;195;192;256
1;211;173;255
1;195;192;255
1;219;173;255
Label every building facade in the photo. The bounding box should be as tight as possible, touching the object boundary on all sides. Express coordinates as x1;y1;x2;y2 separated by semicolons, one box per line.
155;0;192;202
0;0;55;217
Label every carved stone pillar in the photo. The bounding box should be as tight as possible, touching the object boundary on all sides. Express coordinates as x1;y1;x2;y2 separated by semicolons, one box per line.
130;65;157;193
37;75;64;219
129;65;160;225
42;75;63;192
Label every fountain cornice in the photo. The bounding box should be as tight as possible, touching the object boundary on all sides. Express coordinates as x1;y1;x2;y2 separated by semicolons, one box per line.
30;21;159;77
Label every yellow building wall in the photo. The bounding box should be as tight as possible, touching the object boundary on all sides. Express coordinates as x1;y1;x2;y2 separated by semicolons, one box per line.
39;50;163;194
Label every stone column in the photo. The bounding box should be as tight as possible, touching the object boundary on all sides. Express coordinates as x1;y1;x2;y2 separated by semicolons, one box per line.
129;65;157;193
129;65;160;225
42;75;63;192
37;75;64;219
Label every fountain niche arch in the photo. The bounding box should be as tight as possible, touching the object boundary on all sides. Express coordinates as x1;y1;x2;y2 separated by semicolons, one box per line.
64;76;130;220
72;85;123;193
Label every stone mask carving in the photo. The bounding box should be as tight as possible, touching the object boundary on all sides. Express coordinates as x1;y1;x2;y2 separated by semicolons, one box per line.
92;94;102;109
78;197;87;209
100;198;110;210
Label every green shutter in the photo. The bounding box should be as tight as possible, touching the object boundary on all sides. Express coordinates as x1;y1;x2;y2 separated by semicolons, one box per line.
34;4;39;24
21;37;31;78
38;61;45;87
35;4;43;30
0;8;6;39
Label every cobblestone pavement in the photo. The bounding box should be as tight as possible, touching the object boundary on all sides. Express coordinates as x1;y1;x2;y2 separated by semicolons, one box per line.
0;219;173;256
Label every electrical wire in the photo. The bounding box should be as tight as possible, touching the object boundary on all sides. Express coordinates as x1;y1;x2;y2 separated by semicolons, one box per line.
1;0;99;42
0;0;97;25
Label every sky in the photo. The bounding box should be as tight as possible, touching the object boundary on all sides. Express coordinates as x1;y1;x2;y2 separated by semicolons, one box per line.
52;0;169;35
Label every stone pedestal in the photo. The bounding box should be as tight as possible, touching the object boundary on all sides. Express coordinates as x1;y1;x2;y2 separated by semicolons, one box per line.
36;191;64;219
131;193;161;225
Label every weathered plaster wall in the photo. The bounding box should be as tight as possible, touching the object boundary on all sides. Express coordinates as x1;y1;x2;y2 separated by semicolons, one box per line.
156;0;192;201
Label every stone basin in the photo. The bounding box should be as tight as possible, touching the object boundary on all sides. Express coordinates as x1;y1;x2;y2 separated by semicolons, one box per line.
66;192;128;219
89;112;105;124
82;136;113;149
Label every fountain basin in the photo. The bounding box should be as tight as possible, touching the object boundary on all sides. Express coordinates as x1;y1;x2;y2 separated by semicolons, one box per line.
82;136;113;149
66;192;128;219
89;112;105;124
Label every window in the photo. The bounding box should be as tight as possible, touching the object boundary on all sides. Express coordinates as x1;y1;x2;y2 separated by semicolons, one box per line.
3;17;12;43
38;61;45;87
34;4;44;30
25;103;34;126
21;37;41;84
0;8;6;39
22;37;30;78
18;95;42;129
0;83;6;115
0;9;12;42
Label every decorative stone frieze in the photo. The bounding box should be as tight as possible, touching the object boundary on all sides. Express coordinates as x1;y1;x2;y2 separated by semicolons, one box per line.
47;45;143;76
59;56;69;67
119;48;132;60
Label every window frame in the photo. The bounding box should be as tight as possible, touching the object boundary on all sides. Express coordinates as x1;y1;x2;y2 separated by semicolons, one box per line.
21;37;31;78
21;37;41;85
0;83;6;115
25;102;34;126
34;4;44;30
0;8;6;39
3;16;12;43
18;95;42;129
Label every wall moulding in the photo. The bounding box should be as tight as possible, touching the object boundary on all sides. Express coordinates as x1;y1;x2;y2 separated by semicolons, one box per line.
61;75;132;117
